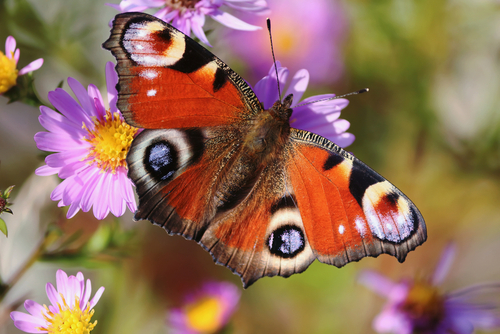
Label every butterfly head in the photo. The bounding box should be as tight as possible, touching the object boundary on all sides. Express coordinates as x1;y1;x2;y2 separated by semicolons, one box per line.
269;93;294;122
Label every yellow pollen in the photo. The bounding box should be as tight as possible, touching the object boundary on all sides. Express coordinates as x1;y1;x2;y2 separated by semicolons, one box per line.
0;51;18;94
402;281;445;327
38;295;97;334
186;297;224;333
83;110;138;173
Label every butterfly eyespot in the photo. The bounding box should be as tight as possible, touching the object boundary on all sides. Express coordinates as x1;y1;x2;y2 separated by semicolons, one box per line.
268;225;305;258
145;141;178;181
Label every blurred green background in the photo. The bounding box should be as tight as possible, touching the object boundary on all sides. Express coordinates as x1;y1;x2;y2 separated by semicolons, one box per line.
1;0;500;333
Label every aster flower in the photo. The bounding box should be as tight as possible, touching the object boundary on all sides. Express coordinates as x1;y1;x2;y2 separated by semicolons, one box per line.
0;36;43;94
254;61;355;147
167;281;241;334
34;62;138;220
108;0;269;46
225;0;347;85
359;244;500;334
10;269;105;334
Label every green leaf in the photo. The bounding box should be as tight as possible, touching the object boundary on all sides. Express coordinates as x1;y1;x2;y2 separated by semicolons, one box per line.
0;218;8;237
3;185;14;198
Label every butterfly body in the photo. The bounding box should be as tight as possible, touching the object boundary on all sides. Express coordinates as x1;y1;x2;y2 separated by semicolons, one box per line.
104;13;427;287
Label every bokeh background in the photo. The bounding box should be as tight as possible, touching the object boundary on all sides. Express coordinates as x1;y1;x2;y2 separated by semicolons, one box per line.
1;0;500;333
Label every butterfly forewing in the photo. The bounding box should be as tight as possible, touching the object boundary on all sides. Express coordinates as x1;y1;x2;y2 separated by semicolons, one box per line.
103;12;263;129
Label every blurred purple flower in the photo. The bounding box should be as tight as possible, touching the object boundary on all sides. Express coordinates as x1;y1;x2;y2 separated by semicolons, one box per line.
167;281;241;334
10;269;104;333
108;0;269;46
0;36;43;94
34;62;138;220
224;0;347;85
359;244;500;334
254;61;354;147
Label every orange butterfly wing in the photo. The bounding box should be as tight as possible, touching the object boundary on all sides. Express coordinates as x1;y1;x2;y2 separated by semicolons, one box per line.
103;13;262;129
287;129;426;267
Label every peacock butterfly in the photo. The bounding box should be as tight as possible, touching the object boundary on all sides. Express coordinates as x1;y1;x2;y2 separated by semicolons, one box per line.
103;12;427;288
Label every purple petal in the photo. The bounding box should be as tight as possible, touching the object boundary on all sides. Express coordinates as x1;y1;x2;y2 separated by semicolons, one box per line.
89;286;105;309
19;58;43;75
56;269;69;299
118;169;137;211
80;168;102;212
58;161;88;179
34;132;84;152
76;272;85;301
109;173;126;217
38;106;86;138
81;278;92;308
66;202;81;219
88;83;107;117
224;0;269;14
45;150;88;169
24;300;45;317
10;311;46;333
432;243;457;285
191;14;211;47
5;36;16;57
210;10;261;31
373;307;413;334
93;173;111;219
48;88;91;127
68;77;96;118
35;165;58;176
330;132;355;148
66;276;78;309
45;282;62;308
254;62;288;108
105;62;119;114
358;270;397;297
286;69;309;104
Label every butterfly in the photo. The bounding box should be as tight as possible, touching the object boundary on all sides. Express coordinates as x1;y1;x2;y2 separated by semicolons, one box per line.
103;12;427;288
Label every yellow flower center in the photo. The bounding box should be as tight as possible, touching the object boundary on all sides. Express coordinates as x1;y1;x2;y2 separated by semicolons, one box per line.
83;110;138;173
186;297;224;333
401;281;445;330
39;295;97;334
0;51;18;94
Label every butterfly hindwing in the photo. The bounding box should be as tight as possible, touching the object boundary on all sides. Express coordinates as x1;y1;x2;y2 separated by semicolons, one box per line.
103;12;263;129
288;129;427;266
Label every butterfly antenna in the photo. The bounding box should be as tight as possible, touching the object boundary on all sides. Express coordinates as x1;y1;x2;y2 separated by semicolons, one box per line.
294;88;369;108
267;18;282;102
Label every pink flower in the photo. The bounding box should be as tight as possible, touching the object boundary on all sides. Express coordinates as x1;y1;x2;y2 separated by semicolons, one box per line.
167;281;241;334
359;244;500;334
10;269;104;333
0;36;43;94
108;0;269;46
225;0;347;85
34;62;138;220
254;61;355;147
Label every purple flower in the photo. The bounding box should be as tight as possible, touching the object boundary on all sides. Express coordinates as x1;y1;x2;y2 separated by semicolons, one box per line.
167;281;241;334
224;0;347;85
359;244;500;334
34;62;138;220
10;269;104;333
0;36;43;94
108;0;269;46
254;61;355;147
